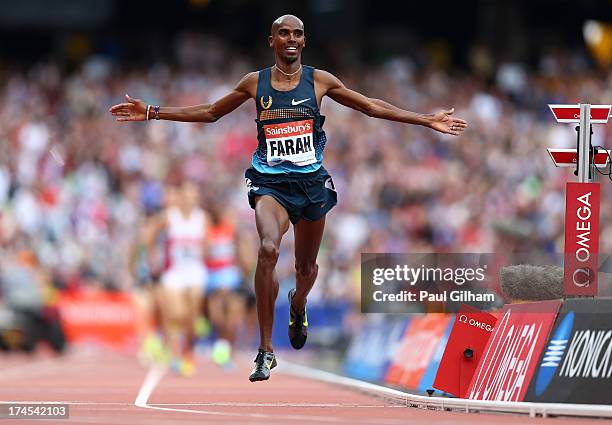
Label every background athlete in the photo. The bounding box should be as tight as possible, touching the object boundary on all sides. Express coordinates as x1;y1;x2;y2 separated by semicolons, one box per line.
109;14;467;382
129;209;164;367
148;182;209;376
206;202;250;368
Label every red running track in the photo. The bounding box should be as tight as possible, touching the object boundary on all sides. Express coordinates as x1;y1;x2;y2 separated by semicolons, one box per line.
0;350;605;425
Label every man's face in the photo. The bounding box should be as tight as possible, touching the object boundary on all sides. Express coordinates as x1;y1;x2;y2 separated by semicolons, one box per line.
269;20;305;64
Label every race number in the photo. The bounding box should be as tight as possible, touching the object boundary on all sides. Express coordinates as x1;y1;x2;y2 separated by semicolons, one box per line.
264;120;316;166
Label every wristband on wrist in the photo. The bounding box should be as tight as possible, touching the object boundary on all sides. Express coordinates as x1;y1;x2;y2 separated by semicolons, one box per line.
146;105;151;121
154;105;160;120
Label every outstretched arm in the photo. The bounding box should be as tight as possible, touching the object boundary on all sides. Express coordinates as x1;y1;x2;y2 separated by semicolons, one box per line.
109;72;257;123
315;70;467;136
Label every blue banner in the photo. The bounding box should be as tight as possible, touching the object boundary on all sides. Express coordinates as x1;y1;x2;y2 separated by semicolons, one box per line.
343;317;409;381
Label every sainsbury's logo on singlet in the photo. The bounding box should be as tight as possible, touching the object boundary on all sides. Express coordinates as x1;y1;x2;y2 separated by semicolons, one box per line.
264;119;315;166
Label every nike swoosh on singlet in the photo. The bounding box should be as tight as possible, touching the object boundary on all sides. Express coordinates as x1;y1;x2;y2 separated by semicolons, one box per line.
291;98;311;106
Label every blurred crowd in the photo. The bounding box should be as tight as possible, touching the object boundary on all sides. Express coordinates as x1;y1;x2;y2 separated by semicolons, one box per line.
1;33;611;310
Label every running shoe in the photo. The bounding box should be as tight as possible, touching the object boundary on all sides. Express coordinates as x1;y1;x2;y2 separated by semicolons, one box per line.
288;288;308;349
138;333;168;367
211;338;232;367
248;349;277;382
170;357;195;377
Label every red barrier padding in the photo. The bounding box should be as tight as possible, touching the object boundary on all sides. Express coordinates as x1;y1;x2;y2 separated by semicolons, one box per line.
433;304;497;397
58;290;138;350
467;300;562;401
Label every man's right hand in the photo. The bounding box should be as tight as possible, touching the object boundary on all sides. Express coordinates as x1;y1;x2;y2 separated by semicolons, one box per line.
109;94;148;121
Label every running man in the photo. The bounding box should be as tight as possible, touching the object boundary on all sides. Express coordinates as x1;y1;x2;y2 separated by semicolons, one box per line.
109;14;468;382
148;182;209;376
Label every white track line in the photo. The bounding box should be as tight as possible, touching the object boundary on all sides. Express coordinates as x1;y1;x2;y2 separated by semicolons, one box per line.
134;363;166;408
143;404;350;423
133;364;412;425
0;401;130;405
0;401;396;408
150;402;402;408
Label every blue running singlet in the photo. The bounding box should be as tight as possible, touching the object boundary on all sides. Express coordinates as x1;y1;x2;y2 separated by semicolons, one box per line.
251;66;327;174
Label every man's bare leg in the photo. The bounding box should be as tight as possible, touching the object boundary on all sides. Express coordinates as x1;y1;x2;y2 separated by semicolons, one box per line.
292;216;325;311
253;195;289;352
249;195;289;382
288;216;325;349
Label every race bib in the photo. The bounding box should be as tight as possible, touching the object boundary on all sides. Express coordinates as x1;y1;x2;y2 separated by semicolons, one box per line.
170;239;202;264
264;120;316;166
